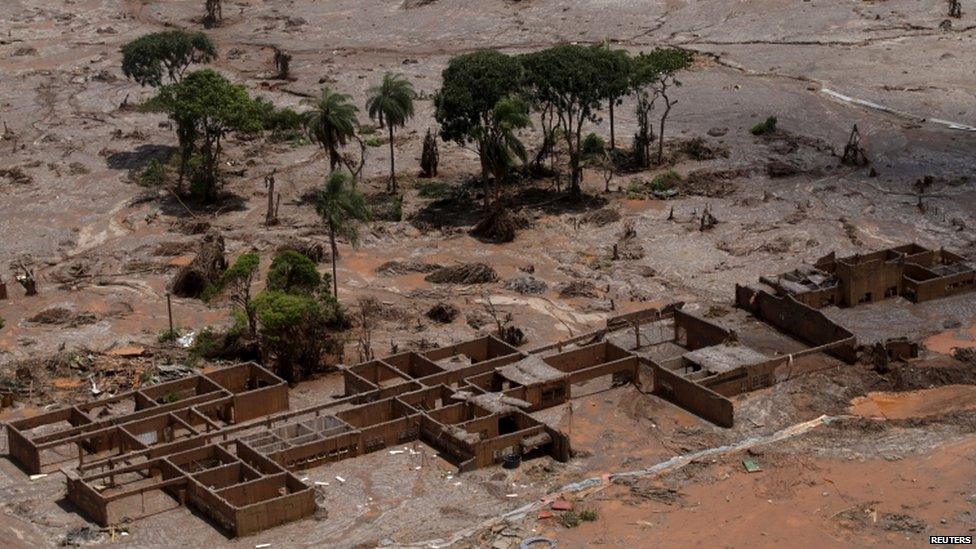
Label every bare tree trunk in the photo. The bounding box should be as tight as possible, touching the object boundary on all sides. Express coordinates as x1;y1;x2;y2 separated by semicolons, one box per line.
329;223;339;299
265;170;277;226
388;124;396;193
609;99;616;150
658;95;672;165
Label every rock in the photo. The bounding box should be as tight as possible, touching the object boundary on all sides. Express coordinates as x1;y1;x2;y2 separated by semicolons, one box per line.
707;127;728;137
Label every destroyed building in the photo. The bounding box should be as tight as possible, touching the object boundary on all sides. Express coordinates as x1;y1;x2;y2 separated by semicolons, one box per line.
4;302;843;537
759;244;975;308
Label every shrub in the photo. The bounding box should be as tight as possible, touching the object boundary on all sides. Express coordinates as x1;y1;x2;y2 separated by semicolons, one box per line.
650;169;682;191
252;290;337;381
138;159;168;187
267;250;322;295
582;132;606;156
365;136;382;148
157;327;180;343
418;180;453;199
750;116;778;136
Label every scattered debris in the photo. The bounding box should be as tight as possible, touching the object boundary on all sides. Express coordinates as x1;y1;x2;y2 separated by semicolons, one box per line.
425;263;499;285
426;302;460;323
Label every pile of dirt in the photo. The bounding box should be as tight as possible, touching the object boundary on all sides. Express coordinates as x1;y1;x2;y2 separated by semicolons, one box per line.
425;263;499;285
276;238;328;263
27;307;97;327
682;167;749;197
766;160;802;178
152;241;196;256
676;137;729;161
170;231;227;298
558;280;599;298
580;207;621;227
376;260;442;276
470;208;522;243
889;358;976;391
0;167;33;186
504;276;548;295
426;302;459;323
174;219;212;235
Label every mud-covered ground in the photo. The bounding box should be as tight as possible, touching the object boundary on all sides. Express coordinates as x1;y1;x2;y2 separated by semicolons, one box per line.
1;0;975;547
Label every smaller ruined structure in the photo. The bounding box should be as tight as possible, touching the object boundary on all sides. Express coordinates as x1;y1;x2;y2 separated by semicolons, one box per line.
760;244;975;309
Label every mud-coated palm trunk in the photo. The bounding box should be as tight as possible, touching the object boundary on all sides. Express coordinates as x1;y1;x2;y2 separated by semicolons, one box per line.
609;100;616;150
329;222;339;299
388;125;396;193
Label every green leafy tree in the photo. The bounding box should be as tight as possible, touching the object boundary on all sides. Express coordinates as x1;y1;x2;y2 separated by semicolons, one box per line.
471;97;531;207
315;171;371;300
218;252;260;338
121;30;216;88
522;45;611;198
267;250;322;295
630;48;693;166
366;73;416;193
252;290;333;382
154;70;262;202
434;50;524;187
598;44;632;150
302;88;360;173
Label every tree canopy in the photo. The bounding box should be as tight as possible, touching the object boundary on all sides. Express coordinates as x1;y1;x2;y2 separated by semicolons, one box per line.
154;69;262;202
266;250;322;295
366;73;416;192
121;30;216;88
521;44;614;197
434;50;524;145
315;171;371;299
302;88;360;173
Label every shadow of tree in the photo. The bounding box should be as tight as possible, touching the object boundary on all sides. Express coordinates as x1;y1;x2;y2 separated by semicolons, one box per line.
106;144;176;171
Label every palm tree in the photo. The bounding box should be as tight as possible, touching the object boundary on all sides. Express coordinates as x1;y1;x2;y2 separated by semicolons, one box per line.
366;73;416;192
302;88;359;173
474;97;531;208
315;171;371;300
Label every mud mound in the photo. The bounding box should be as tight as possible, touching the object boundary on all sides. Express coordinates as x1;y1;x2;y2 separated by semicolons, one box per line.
152;241;195;256
677;137;729;161
170;231;227;298
426;302;459;323
505;276;548;295
470;208;521;243
174;219;212;235
558;280;599;298
580;207;621;227
682;167;750;197
34;309;96;327
889;359;976;391
425;263;498;285
376;261;442;276
276;238;328;263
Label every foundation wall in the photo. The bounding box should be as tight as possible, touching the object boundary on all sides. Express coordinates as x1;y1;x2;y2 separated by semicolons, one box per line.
736;285;857;363
673;310;732;350
647;359;734;428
